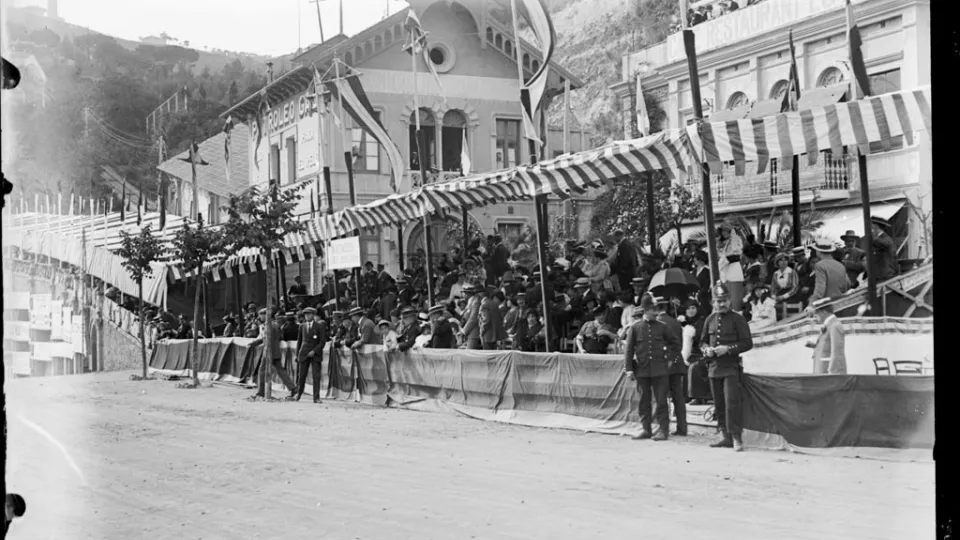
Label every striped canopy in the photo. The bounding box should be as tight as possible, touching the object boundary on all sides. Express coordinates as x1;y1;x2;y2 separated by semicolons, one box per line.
687;86;931;175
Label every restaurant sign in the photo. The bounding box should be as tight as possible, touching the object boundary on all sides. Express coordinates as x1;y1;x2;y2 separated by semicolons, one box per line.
251;91;320;141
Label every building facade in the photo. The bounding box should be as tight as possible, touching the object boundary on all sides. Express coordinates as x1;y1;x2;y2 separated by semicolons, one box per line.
612;0;931;259
225;0;591;281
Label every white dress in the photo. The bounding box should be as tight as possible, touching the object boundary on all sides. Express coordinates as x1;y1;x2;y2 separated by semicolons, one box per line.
748;298;777;330
718;235;744;283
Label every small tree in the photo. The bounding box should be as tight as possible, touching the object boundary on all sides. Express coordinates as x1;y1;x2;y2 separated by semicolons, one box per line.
172;217;227;387
117;224;166;380
221;182;305;400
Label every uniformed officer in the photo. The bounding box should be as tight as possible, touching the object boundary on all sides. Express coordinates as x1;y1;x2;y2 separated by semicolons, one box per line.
396;307;421;352
294;307;327;403
655;296;688;436
623;293;682;441
699;282;754;451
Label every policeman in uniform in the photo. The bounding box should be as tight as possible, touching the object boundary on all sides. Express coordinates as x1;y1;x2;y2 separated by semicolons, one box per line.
699;282;754;451
623;294;682;441
294;307;327;403
396;307;421;352
656;296;687;436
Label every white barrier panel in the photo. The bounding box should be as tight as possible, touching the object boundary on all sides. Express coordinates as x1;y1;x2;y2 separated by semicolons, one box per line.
32;341;53;361
72;315;84;354
49;341;73;358
12;352;31;375
50;300;64;339
31;293;52;329
62;307;73;341
4;321;31;341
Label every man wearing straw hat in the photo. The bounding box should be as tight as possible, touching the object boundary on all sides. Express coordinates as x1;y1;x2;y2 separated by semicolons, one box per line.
805;297;847;374
807;241;849;305
700;282;753;451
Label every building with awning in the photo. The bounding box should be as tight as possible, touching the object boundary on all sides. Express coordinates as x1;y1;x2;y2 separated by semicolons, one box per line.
612;0;931;259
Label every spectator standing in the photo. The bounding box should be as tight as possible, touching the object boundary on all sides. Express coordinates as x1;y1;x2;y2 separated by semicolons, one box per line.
623;294;681;441
293;307;326;403
717;222;745;312
792;246;815;307
460;284;482;349
808;242;850;304
679;300;710;405
806;298;847;374
868;217;899;282
428;304;456;348
583;249;612;293
480;290;507;350
610;229;639;291
839;230;866;288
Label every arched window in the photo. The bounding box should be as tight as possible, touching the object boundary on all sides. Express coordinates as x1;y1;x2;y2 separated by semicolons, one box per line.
817;67;844;88
409;108;436;170
345;52;353;65
386;29;393;43
486;28;494;43
505;40;512;56
364;42;373;56
374;36;382;51
769;80;789;100
726;91;750;109
354;46;363;61
532;60;540;72
441;110;468;172
523;53;530;70
495;34;503;49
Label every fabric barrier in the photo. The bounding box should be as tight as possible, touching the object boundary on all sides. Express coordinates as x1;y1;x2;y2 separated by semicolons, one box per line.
149;341;933;450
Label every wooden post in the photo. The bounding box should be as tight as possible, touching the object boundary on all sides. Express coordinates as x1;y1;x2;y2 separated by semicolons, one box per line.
345;153;364;308
535;196;552;352
417;129;435;307
791;155;802;247
462;207;469;262
323;166;340;310
682;29;721;285
857;153;880;315
646;174;657;252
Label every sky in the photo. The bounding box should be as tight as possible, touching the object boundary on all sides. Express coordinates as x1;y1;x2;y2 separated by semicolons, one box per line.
19;0;413;57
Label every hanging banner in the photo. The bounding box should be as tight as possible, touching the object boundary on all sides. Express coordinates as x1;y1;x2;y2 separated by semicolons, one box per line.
328;237;362;270
72;315;84;354
31;294;52;329
50;300;64;340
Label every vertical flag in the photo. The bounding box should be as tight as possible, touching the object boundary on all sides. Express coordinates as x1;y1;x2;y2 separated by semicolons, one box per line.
780;30;801;113
403;10;447;105
223;116;235;185
635;72;650;137
460;130;471;175
846;0;872;100
511;0;555;146
253;96;268;170
310;188;316;214
137;188;143;226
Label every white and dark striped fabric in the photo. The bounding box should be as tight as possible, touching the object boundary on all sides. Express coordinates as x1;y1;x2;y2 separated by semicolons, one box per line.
688;86;931;175
516;0;555;143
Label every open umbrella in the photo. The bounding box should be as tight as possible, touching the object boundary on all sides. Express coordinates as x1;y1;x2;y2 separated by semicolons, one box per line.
647;268;700;299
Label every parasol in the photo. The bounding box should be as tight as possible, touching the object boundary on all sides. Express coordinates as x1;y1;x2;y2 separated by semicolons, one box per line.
647;268;700;299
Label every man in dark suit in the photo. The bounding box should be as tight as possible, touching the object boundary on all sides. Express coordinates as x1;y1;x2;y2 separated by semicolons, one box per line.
397;278;414;307
428;304;456;348
692;251;712;311
611;229;639;291
349;307;377;350
490;234;511;283
479;289;507;350
376;264;395;295
700;282;753;451
623;294;681;441
868;217;899;282
287;275;308;296
294;307;326;403
281;312;300;341
808;242;850;304
836;230;865;287
656;297;688;436
379;285;398;321
396;307;421;352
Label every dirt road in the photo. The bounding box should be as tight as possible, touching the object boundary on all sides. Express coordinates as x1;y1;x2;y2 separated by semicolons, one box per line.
4;371;934;540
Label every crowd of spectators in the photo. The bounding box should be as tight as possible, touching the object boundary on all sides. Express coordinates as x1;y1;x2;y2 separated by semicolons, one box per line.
669;0;768;34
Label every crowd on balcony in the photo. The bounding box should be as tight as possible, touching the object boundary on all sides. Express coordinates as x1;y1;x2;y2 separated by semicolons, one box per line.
669;0;769;34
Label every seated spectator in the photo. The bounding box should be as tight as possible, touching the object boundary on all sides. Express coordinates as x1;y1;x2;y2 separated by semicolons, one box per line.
521;311;545;352
770;253;798;306
576;307;618;354
379;320;398;351
746;285;777;331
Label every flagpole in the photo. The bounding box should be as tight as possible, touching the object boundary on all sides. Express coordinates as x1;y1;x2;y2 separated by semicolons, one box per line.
190;140;200;221
510;0;538;165
410;26;436;307
336;58;365;308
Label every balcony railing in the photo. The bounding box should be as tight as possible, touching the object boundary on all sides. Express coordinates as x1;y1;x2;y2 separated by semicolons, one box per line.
684;151;851;206
409;170;466;188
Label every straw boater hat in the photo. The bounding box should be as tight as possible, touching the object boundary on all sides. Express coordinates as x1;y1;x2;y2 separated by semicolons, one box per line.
791;246;807;256
811;241;836;254
378;319;391;328
428;304;446;316
631;277;646;285
840;230;860;242
762;241;778;251
774;252;791;264
574;277;590;289
347;307;363;317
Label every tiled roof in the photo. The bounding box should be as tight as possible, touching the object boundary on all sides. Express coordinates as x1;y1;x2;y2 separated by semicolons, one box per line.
157;124;250;198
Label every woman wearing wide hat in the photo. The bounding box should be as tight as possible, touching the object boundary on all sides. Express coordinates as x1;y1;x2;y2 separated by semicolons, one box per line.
717;221;745;312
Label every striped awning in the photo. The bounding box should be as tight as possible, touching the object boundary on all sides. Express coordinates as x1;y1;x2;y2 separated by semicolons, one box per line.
688;86;931;175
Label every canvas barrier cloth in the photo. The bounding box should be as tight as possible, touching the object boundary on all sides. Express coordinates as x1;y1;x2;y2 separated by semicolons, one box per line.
149;342;933;450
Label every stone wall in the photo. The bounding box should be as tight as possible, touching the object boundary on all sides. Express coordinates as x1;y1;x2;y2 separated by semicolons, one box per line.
100;319;147;373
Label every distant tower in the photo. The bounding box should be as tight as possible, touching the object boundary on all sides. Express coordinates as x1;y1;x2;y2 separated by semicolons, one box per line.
47;0;59;19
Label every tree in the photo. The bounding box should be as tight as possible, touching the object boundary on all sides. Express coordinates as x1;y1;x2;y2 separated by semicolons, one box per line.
221;182;306;400
171;217;227;387
117;224;166;380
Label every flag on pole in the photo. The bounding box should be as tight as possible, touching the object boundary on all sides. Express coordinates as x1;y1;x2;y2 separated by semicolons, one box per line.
635;72;650;137
137;188;143;225
179;142;209;166
403;10;447;105
460;130;471;175
310;188;316;214
513;0;555;145
780;30;801;114
253;95;268;170
846;0;872;101
324;73;405;192
223;116;235;185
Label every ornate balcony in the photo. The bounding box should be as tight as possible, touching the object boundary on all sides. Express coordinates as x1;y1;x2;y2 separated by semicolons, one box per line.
409;170;466;188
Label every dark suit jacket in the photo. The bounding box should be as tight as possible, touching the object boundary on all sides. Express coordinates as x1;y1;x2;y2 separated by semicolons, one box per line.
491;244;511;278
699;311;753;378
869;233;899;282
430;318;456;349
397;321;421;352
841;246;866;285
352;317;377;348
296;321;327;362
613;239;639;276
623;318;680;378
479;298;506;344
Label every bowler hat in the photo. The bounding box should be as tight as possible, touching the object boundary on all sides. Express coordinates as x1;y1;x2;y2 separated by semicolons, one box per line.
840;230;860;242
418;312;430;322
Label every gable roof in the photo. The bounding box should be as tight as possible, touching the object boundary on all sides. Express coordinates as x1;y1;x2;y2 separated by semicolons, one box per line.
157;124;250;198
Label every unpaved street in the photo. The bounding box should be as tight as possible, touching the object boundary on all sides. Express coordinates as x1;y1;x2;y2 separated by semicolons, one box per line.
5;371;934;540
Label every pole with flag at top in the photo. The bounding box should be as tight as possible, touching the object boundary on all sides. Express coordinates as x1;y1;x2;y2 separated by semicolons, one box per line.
333;57;366;308
781;30;803;249
845;0;881;316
